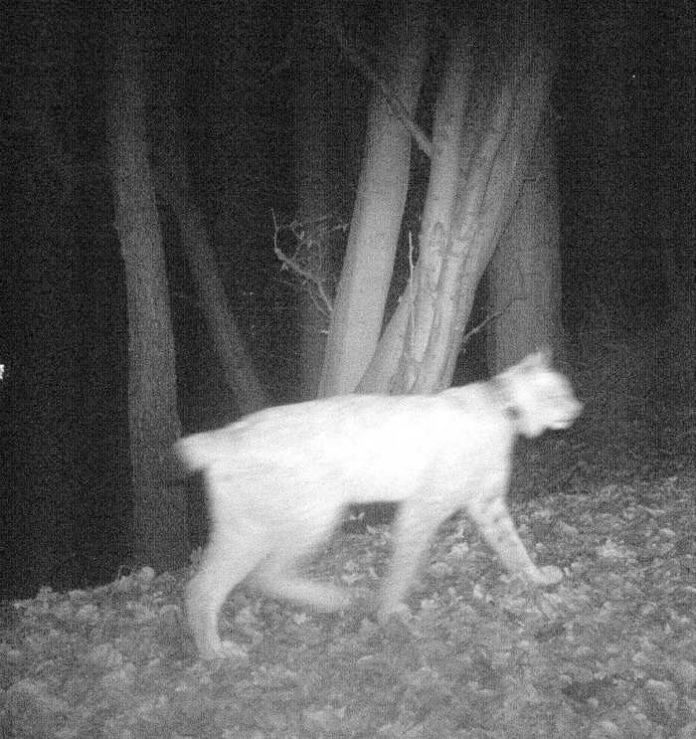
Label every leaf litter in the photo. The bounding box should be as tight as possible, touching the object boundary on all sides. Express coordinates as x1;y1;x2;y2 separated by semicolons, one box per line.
2;470;695;737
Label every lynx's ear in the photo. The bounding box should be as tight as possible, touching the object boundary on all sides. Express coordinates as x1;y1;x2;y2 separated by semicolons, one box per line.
518;348;552;372
537;346;553;366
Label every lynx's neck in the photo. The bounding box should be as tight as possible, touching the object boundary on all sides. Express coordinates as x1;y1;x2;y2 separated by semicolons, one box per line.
487;376;522;425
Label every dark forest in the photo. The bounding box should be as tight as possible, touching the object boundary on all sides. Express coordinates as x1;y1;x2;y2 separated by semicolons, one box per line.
0;1;694;734
1;0;693;597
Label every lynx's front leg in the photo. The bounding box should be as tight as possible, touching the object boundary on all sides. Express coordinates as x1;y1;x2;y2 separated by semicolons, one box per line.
467;488;563;586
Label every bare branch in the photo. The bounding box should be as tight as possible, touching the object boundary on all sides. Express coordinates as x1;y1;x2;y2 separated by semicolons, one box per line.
324;15;433;158
271;210;339;318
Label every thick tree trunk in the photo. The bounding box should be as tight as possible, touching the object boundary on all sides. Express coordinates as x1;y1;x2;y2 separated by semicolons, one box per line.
657;128;696;386
428;49;553;391
105;23;186;572
361;43;553;393
23;206;75;592
21;19;77;590
387;24;473;393
486;115;561;373
318;0;427;396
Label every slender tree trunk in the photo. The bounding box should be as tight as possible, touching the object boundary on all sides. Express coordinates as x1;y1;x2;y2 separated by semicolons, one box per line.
105;21;186;572
486;113;561;372
170;190;269;415
148;24;268;415
294;4;333;399
387;24;473;392
319;0;428;396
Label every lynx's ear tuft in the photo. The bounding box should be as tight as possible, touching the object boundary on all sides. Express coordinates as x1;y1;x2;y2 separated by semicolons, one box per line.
514;351;543;373
518;348;553;372
530;347;552;367
538;346;553;365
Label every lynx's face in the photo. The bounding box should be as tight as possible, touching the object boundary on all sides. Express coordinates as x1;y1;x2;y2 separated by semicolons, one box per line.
495;351;583;438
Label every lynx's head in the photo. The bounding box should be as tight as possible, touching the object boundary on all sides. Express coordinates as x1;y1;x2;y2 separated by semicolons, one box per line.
491;350;583;438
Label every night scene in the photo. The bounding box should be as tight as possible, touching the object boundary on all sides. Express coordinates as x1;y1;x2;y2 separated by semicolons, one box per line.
0;0;694;735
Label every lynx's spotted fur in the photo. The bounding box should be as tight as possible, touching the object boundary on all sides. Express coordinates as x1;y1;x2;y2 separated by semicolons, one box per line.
177;351;582;660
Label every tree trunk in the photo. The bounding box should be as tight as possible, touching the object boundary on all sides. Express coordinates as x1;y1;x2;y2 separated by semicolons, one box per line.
318;0;428;396
21;8;78;590
147;24;268;416
171;192;269;415
360;41;553;393
427;48;554;391
486;112;561;373
105;21;186;572
658;122;696;386
294;4;334;399
386;23;473;393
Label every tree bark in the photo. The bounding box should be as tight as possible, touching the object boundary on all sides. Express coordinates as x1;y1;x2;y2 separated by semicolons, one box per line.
294;4;334;399
147;25;268;415
360;42;553;393
486;112;561;372
105;20;186;572
429;48;553;390
390;24;473;392
170;191;269;415
21;7;78;590
318;0;428;396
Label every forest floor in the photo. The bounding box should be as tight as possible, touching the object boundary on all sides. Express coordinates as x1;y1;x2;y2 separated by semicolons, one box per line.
2;345;695;738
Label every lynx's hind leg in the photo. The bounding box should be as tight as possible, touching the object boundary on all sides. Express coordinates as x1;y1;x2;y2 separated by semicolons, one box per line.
251;504;351;612
253;566;352;612
377;502;446;624
186;530;270;660
467;489;563;586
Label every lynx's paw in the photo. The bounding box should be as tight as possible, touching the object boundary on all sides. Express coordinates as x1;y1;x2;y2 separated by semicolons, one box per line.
219;640;250;662
376;601;411;626
197;639;249;663
533;565;564;586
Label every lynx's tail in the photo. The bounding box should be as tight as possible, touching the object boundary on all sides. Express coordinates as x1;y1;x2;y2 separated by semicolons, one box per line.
174;433;217;472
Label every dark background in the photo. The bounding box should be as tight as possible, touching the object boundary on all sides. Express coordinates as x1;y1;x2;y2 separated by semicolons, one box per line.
0;1;693;599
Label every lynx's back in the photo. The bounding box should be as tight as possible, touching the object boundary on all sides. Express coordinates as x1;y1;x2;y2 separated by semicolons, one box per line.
176;388;515;507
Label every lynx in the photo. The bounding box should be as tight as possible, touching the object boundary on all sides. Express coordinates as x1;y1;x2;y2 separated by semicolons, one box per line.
176;351;582;660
